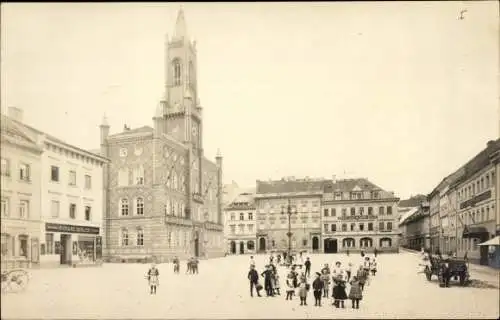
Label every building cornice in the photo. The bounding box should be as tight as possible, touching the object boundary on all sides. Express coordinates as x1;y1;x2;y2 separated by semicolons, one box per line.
323;198;400;205
45;138;109;164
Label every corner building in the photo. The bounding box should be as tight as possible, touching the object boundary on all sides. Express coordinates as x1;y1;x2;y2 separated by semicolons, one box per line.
99;9;224;262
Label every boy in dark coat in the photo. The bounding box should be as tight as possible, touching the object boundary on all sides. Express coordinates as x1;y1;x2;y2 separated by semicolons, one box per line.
261;265;274;297
304;257;311;277
312;272;324;306
248;265;261;297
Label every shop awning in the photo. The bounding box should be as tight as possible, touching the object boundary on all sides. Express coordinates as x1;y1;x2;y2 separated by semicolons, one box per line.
462;226;489;239
478;236;500;246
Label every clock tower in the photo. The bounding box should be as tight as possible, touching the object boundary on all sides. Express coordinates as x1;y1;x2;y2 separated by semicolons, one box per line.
162;8;203;197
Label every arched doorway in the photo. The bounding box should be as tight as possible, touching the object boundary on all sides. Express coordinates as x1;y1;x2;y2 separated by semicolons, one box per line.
259;237;266;252
230;241;236;254
247;240;255;251
239;241;245;254
324;238;337;253
342;238;355;249
194;231;200;257
360;237;373;249
380;237;392;248
312;236;319;251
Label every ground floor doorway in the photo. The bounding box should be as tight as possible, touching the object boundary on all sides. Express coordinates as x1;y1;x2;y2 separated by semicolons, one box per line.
324;238;337;253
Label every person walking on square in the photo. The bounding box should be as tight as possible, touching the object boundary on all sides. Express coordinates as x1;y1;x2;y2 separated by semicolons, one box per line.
304;257;311;277
261;265;274;297
312;272;324;307
173;256;180;274
146;263;159;295
370;258;377;276
285;272;295;300
249;256;256;268
290;265;299;289
248;265;261;297
363;256;371;282
298;277;309;306
320;268;330;298
348;276;363;309
186;257;192;274
374;247;378;258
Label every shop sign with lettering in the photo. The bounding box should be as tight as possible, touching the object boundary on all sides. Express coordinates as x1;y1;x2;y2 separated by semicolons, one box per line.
45;223;100;235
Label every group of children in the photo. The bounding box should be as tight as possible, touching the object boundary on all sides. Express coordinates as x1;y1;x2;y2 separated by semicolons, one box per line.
248;254;379;310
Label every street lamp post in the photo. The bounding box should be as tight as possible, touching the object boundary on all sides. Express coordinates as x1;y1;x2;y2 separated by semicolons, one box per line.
281;199;297;264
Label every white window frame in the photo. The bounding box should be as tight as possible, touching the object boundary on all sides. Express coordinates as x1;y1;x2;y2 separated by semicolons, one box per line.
84;206;91;221
84;174;92;189
120;198;129;216
121;229;129;246
19;163;31;182
68;170;77;186
136;197;144;215
1;158;10;177
1;199;9;217
51;200;60;218
69;203;77;219
134;166;144;185
19;200;29;219
136;228;144;246
51;165;59;182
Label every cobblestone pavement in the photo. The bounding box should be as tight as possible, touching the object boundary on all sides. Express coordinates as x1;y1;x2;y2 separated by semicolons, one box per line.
1;252;498;319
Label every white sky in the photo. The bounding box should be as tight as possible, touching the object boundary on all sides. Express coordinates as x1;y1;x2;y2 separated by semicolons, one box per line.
1;2;498;199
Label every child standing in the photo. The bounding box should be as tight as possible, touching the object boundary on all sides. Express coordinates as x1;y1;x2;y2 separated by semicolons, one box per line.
274;273;281;295
146;263;159;295
348;276;363;309
320;268;330;298
370;258;377;276
312;272;324;307
356;265;367;292
332;272;347;308
298;277;309;306
285;273;295;300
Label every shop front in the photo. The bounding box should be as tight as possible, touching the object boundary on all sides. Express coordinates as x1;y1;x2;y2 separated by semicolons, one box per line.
0;220;41;269
40;222;101;268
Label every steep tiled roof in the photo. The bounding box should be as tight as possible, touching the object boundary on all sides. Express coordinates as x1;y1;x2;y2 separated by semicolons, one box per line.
256;178;326;194
228;193;255;207
324;178;382;193
109;125;153;138
399;195;427;208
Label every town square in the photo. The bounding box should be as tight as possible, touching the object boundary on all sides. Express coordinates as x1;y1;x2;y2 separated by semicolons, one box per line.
1;2;499;319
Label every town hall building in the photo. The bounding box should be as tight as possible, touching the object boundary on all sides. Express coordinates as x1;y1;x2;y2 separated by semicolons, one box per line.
97;9;224;262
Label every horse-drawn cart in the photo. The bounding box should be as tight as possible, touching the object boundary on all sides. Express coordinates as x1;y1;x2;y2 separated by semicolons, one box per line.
424;255;469;287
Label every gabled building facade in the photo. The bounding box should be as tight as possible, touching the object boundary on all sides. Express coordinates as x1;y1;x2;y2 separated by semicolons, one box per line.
322;178;400;253
99;9;224;262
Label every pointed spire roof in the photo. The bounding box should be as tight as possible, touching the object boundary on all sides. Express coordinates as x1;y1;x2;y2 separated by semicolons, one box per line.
100;113;109;127
173;7;188;39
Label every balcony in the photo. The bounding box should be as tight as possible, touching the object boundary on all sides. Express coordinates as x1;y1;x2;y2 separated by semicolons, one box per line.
338;215;378;221
164;215;193;227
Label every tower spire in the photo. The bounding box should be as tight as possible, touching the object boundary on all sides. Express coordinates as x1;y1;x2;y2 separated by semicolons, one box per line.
173;7;188;40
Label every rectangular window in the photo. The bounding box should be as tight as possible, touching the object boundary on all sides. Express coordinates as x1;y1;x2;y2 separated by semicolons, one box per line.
1;158;10;177
491;172;495;187
19;200;29;219
331;224;336;232
121;229;129;246
387;222;393;231
350;223;355;231
84;175;92;189
387;206;392;215
45;233;54;254
324;224;328;232
342;224;347;232
230;213;235;221
69;203;76;219
486;175;490;188
334;193;341;200
359;223;364;231
324;208;329;216
240;212;244;220
359;207;364;215
230;225;235;234
134;166;144;185
137;229;144;246
85;206;91;221
368;223;373;231
1;199;9;217
248;212;253;220
350;208;355;216
368;207;373;215
248;224;254;233
68;170;76;186
331;208;336;216
51;166;59;182
379;222;385;231
51;200;60;218
342;208;347;217
19;163;31;182
379;207;385;215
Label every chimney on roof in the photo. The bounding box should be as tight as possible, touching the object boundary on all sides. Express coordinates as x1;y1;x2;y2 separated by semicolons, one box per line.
8;107;23;123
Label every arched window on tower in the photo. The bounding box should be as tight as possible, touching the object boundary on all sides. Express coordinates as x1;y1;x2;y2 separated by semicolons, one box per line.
172;59;182;86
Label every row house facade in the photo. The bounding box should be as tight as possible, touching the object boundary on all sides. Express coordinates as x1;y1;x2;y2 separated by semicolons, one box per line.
2;107;108;268
398;203;430;251
224;193;256;255
97;9;224;262
322;179;400;253
421;139;500;267
254;178;323;253
1;111;43;269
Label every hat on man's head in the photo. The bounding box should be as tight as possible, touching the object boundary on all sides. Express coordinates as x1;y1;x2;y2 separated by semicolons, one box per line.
315;272;321;276
335;261;341;265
